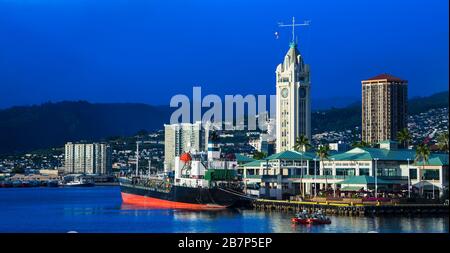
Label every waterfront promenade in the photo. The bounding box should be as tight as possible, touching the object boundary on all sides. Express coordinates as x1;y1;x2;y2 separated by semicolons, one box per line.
253;199;449;216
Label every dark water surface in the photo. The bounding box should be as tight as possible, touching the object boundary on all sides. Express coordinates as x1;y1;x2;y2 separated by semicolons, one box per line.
0;187;447;233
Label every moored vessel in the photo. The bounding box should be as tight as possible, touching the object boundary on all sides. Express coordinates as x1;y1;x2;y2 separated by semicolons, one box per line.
60;175;95;187
120;136;253;210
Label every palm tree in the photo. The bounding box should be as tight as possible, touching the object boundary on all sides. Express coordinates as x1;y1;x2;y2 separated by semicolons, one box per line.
397;128;412;149
293;135;311;198
415;143;430;197
437;131;449;153
253;151;267;160
294;135;311;152
316;145;330;195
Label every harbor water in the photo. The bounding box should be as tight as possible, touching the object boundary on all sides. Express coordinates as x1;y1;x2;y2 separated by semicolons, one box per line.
0;186;447;233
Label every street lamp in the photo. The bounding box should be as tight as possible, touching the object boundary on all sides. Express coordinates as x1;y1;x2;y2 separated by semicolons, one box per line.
374;158;379;198
300;152;304;198
331;157;336;197
407;158;411;198
314;157;317;197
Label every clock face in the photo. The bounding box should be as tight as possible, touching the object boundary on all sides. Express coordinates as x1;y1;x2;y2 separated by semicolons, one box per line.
299;87;306;99
281;88;289;98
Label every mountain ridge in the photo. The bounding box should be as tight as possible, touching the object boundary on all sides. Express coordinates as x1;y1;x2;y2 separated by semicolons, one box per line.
0;91;448;155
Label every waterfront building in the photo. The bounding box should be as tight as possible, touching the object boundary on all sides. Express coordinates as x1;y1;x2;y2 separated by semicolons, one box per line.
241;144;448;200
164;121;205;172
64;142;112;175
362;74;408;144
276;41;311;153
39;169;60;176
329;141;351;152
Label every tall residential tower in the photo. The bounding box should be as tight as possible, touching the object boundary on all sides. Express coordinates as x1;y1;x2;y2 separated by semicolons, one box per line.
164;121;205;172
64;142;112;175
362;74;408;144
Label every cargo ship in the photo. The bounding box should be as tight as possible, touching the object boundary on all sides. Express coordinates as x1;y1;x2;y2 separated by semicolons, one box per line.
119;139;253;210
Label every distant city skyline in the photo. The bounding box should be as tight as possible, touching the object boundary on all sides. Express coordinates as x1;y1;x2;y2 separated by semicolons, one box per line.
0;0;448;108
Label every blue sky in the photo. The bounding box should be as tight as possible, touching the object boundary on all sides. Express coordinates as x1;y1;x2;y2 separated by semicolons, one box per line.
0;0;448;108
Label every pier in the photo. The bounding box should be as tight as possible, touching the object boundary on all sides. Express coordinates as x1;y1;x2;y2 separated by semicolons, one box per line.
252;199;449;216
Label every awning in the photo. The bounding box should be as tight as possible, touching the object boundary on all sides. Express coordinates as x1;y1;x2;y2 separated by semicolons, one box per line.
340;186;364;191
338;175;392;185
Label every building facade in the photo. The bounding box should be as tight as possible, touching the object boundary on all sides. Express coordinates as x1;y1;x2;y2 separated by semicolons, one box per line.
362;74;408;144
164;121;205;172
64;142;112;175
276;42;311;153
242;146;448;200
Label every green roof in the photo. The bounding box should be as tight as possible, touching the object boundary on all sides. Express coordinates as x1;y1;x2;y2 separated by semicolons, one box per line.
332;147;449;164
414;154;449;166
331;147;417;161
242;148;449;166
242;160;265;167
265;150;316;161
235;153;255;164
338;176;392;185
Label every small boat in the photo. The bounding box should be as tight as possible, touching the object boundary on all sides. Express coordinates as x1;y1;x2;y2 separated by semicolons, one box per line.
2;181;13;188
47;180;59;187
61;177;95;187
291;210;311;224
12;180;23;187
292;210;331;225
307;210;331;225
21;181;31;187
29;180;40;187
64;181;94;187
307;216;332;225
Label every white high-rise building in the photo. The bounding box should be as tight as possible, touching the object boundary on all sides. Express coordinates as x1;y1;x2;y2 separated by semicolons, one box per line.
276;41;311;152
164;121;205;172
64;142;112;175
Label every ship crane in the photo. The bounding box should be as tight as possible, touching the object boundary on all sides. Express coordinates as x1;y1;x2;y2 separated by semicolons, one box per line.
136;141;142;177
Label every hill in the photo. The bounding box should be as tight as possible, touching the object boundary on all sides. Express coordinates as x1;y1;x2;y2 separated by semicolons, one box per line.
0;101;173;154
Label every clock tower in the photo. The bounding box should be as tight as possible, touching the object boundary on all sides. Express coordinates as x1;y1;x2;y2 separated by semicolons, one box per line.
276;42;311;152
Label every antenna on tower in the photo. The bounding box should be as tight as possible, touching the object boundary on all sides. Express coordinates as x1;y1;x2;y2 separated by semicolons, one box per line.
278;17;310;45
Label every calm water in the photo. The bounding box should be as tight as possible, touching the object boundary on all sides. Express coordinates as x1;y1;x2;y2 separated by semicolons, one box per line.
0;186;447;233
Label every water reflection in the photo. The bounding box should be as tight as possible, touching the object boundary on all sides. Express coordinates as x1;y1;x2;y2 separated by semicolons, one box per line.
1;187;447;233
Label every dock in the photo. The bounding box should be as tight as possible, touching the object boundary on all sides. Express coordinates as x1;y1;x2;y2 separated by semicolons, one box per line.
252;199;449;216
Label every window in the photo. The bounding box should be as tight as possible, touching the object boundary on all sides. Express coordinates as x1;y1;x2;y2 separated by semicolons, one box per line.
409;169;417;180
323;168;332;176
381;168;399;177
359;168;370;176
336;168;355;176
423;170;440;180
